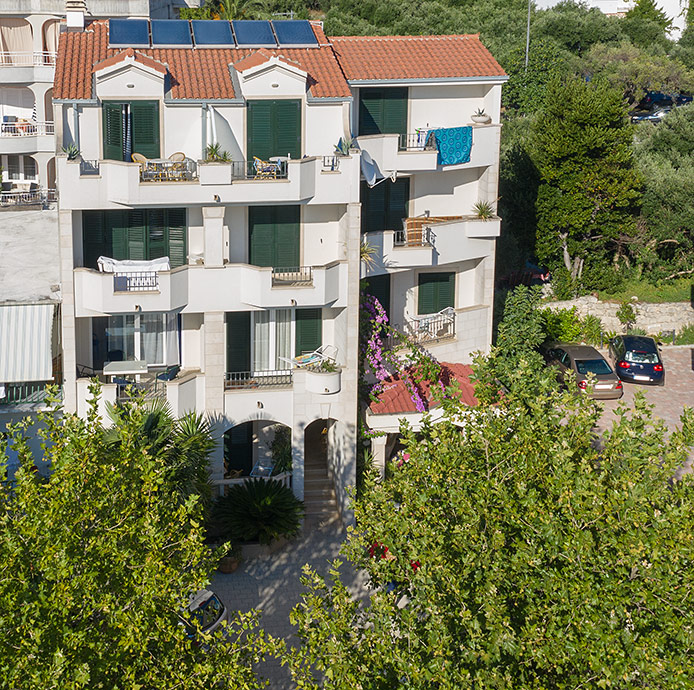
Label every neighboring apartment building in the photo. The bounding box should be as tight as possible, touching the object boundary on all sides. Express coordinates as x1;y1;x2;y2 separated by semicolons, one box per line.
52;16;505;522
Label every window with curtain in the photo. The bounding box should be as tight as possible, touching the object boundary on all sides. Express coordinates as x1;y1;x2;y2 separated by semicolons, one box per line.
0;19;33;64
275;309;291;369
105;312;178;366
23;156;36;180
253;311;271;372
140;313;164;365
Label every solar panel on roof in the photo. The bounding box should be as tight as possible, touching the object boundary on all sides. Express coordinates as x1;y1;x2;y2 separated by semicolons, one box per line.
272;20;318;47
109;18;150;48
151;20;192;46
192;20;235;47
232;20;277;47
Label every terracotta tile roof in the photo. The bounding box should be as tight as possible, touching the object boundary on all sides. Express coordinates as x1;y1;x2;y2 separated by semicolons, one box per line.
54;20;351;100
368;362;479;415
92;48;168;75
233;48;300;73
329;35;506;81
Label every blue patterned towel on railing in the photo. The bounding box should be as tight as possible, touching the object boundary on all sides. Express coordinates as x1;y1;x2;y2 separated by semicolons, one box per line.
431;126;472;166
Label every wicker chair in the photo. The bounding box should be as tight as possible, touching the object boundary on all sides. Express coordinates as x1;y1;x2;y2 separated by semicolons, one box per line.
131;152;155;181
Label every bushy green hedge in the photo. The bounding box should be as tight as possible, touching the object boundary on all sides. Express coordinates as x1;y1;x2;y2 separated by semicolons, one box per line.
540;307;604;345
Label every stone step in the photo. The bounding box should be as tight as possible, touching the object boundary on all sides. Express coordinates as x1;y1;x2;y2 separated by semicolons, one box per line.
304;487;335;499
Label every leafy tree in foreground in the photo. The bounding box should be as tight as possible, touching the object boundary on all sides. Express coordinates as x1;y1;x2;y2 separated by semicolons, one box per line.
0;388;280;689
622;0;673;51
287;359;694;688
534;77;641;288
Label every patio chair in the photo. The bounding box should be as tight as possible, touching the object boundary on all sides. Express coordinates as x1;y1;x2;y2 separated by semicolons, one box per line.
278;344;338;369
157;364;180;382
132;152;156;181
252;155;281;179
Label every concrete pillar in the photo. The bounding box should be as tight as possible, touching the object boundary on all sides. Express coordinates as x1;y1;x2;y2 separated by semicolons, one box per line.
203;311;226;485
202;206;225;268
371;434;387;480
58;209;77;413
29;83;52;122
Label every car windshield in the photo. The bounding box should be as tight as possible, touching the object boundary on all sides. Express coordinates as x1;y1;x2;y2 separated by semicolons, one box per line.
626;350;659;364
191;594;224;630
575;359;612;375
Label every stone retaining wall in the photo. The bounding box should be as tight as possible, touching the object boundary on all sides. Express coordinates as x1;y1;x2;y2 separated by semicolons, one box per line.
543;295;694;334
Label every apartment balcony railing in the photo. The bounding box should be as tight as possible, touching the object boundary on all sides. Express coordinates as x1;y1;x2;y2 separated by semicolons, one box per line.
404;308;456;344
0;121;54;137
231;158;288;180
321;155;341;171
224;370;293;390
79;159;100;176
0;188;56;207
113;272;159;293
0;51;56;66
399;131;438;151
0;381;62;406
114;376;166;402
139;158;197;183
394;226;435;248
271;266;313;286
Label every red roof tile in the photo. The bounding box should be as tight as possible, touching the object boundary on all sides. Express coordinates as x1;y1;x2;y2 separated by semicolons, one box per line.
233;48;300;73
368;362;479;416
92;48;168;75
330;34;506;81
54;20;351;100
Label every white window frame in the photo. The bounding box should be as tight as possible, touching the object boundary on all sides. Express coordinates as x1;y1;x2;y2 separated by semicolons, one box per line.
107;312;178;367
251;308;294;373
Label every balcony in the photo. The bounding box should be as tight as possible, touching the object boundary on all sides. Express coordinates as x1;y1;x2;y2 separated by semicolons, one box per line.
0;121;55;154
357;124;500;174
0;188;56;210
363;215;500;272
57;154;360;210
224;370;293;390
73;261;347;317
0;380;62;409
0;52;56;83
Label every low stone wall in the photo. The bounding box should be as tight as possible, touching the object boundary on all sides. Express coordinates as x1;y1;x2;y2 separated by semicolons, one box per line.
543;295;694;334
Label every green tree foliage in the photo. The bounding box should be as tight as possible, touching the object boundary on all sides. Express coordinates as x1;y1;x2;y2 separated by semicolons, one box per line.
534;77;641;287
633;103;694;280
622;0;673;50
0;389;279;689
288;367;694;688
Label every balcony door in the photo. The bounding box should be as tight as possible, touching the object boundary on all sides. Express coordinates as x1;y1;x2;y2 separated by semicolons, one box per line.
102;101;160;162
358;87;407;137
360;178;410;234
248;206;300;270
246;99;301;161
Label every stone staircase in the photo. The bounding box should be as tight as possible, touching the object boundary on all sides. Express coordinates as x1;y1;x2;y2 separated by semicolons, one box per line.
303;424;339;526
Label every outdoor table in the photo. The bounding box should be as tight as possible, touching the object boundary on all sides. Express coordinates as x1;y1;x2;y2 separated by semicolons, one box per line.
103;359;148;383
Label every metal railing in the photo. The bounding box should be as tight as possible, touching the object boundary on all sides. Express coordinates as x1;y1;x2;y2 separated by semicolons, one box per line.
399;131;437;151
79;159;100;176
139;158;197;183
224;370;293;390
0;381;61;405
231;159;288;180
0;51;57;66
113;272;159;293
321;155;341;171
394;226;435;248
0;121;54;137
0;188;56;206
115;377;166;401
404;309;456;344
271;266;313;286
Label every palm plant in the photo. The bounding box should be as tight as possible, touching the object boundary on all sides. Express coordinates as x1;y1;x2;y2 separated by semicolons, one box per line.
214;0;267;20
105;398;215;517
214;479;304;545
360;237;378;269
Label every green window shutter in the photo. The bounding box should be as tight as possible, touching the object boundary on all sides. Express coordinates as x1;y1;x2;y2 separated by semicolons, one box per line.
295;308;322;356
274;206;300;269
359;88;384;136
165;208;187;268
365;273;391;319
130;101;160;159
386;178;410;230
102;102;123;161
126;209;147;261
360;181;387;233
226;311;251;372
147;208;167;260
82;211;109;269
247;100;273;161
382;87;408;136
108;210;129;261
418;272;455;315
248;206;276;267
274;100;301;159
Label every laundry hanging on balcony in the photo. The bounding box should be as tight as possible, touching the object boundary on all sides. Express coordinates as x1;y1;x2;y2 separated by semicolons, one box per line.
97;256;171;273
430;126;472;166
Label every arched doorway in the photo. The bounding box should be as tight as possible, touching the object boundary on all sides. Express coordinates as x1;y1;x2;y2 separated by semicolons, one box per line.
0;86;34;125
0;19;32;64
304;418;338;524
42;20;59;57
43;88;53;125
47;157;56;190
223;420;292;479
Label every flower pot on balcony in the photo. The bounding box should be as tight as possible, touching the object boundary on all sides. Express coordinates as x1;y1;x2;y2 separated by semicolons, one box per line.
199;162;232;185
305;368;341;395
471;114;491;124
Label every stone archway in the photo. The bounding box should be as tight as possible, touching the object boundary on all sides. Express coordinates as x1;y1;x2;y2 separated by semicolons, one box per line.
223;419;292;479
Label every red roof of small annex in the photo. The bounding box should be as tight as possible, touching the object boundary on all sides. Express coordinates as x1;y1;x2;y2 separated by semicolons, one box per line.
330;34;506;82
368;362;479;416
54;20;351;100
233;48;301;73
92;47;168;75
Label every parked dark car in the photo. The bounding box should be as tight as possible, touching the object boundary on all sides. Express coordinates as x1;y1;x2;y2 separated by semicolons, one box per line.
181;589;228;648
638;91;693;109
631;107;672;124
542;342;623;400
608;335;664;386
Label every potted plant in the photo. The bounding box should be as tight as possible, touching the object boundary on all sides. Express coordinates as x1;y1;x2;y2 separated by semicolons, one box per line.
471;108;491;124
62;144;80;161
199;142;233;185
334;136;355;156
305;358;341;394
472;199;495;220
217;542;242;573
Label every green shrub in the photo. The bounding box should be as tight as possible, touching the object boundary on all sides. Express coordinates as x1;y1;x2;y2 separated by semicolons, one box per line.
215;479;303;545
616;299;638;332
269;426;292;475
675;323;694;345
581;313;603;345
541;307;583;342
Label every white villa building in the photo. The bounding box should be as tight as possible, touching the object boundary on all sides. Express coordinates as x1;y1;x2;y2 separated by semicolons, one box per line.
46;15;505;522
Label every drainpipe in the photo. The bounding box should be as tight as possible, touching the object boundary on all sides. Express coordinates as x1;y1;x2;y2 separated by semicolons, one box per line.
208;103;217;146
72;102;79;151
202;104;207;156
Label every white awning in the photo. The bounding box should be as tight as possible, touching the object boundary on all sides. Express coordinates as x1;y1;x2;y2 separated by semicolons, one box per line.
0;303;54;383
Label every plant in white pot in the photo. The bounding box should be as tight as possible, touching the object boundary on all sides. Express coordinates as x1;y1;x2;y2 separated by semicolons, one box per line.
471;108;492;124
